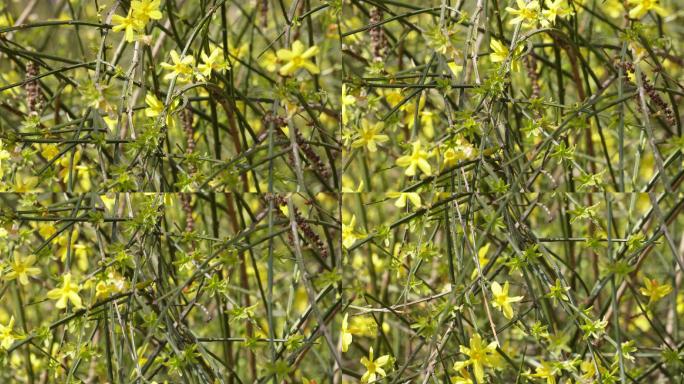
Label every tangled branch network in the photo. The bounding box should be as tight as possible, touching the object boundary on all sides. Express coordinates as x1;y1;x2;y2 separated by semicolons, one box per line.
1;0;684;383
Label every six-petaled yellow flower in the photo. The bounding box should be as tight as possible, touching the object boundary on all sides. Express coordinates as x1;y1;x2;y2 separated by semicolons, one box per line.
453;333;498;383
144;93;165;118
197;47;230;80
47;273;83;309
490;39;510;64
145;93;178;128
111;0;161;42
352;121;389;152
0;316;17;350
161;50;195;82
131;0;162;24
541;0;573;27
342;214;363;249
506;0;540;28
276;40;320;76
3;254;41;285
528;360;561;384
640;276;672;305
491;281;524;319
443;137;479;168
627;0;667;19
396;141;432;176
260;51;279;73
489;39;522;71
360;347;390;383
112;13;144;42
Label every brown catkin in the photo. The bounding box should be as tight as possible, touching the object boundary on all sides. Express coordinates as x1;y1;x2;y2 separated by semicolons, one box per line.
182;108;195;152
641;71;676;126
525;55;541;100
263;113;331;179
260;0;268;27
291;124;331;178
25;61;43;114
181;107;196;173
182;193;194;234
620;61;676;126
266;193;328;259
370;7;387;62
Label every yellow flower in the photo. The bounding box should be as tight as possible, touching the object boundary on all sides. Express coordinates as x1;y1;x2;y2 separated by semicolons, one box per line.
145;93;177;129
47;273;83;309
396;141;432;176
506;0;540;28
38;223;57;238
0;14;14;28
443;138;478;168
401;96;425;127
351;120;389;152
603;0;625;18
342;177;364;193
341;313;353;352
276;40;320;76
95;272;127;300
197;47;230;80
41;144;59;161
95;281;112;299
3;254;41;285
383;89;403;107
350;316;379;336
489;39;522;71
0;139;9;156
541;0;573;27
13;174;39;193
471;243;491;280
160;50;195;82
145;93;165;117
260;51;279;72
580;358;609;381
111;13;144;42
227;42;249;69
491;281;524;319
453;333;498;383
131;0;162;24
640;277;672;304
56;150;91;192
448;60;464;77
342;214;362;249
0;139;10;178
386;192;421;208
490;39;509;63
420;110;435;138
0;316;17;350
529;361;561;384
360;347;390;383
55;232;78;262
450;370;474;384
341;84;356;126
627;0;667;19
